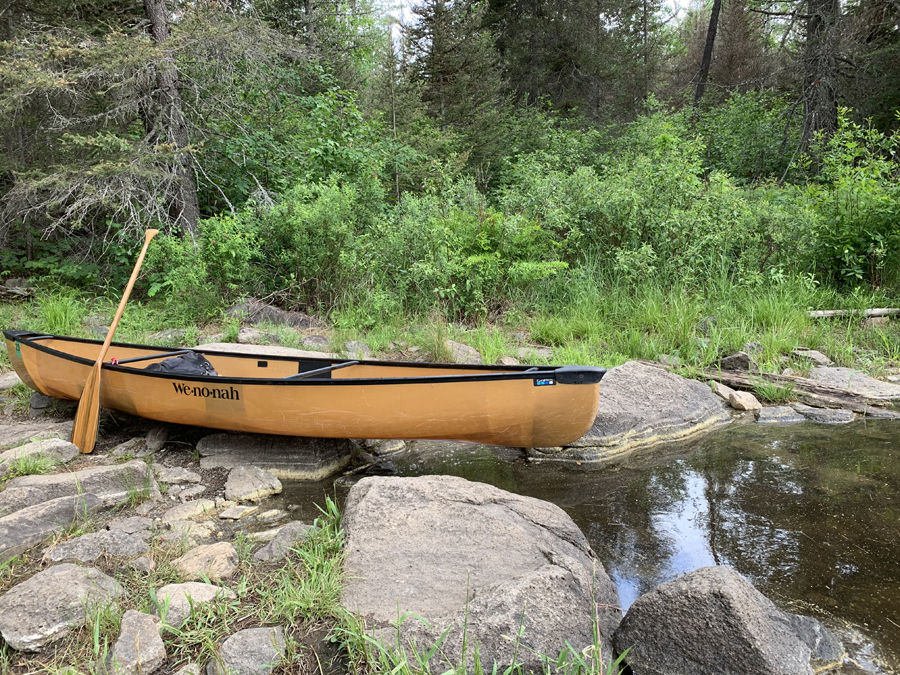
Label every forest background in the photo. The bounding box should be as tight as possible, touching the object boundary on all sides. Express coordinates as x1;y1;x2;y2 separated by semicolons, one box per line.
0;0;899;372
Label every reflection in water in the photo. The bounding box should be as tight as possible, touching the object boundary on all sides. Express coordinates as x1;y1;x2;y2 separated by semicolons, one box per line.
283;420;900;674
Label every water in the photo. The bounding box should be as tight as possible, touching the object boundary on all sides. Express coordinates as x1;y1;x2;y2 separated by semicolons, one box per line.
281;420;900;673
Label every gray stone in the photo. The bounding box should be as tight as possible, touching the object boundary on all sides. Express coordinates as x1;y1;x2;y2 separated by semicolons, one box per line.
0;494;102;562
791;403;855;424
709;381;735;401
29;392;52;409
716;351;759;372
145;426;169;453
48;530;150;563
219;505;258;520
112;437;152;458
341;476;620;674
0;371;22;390
517;346;554;361
226;299;321;330
253;521;314;562
743;341;763;356
207;626;285;675
256;509;286;521
162;499;216;523
88;326;110;339
29;392;77;416
196;342;340;360
445;340;482;365
343;341;372;359
109;610;166;675
156;466;202;484
107;516;153;537
0;460;154;517
175;664;202;675
155;582;236;628
657;354;681;367
224;465;282;502
302;335;331;349
237;327;281;345
0;421;73;450
248;527;285;543
179;485;207;502
729;390;762;411
498;356;520;366
161;520;215;546
808;366;900;400
613;566;843;675
198;434;352;480
0;563;123;652
697;315;718;335
173;542;238;582
370;439;406;456
129;556;155;573
0;437;79;478
757;406;806;424
861;316;890;328
148;328;187;343
792;349;833;366
542;362;730;462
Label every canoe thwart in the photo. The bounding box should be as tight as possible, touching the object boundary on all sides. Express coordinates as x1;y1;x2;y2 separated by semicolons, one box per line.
282;360;360;380
113;349;195;365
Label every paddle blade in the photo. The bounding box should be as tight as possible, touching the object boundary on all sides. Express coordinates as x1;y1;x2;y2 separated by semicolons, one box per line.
71;365;102;454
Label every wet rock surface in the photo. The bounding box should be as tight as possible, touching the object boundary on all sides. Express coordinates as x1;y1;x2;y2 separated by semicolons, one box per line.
757;406;806;424
791;403;856;424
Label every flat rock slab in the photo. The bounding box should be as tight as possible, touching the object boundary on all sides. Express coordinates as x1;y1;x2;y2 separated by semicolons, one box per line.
341;475;620;673
0;494;102;562
196;343;339;360
47;530;150;563
0;563;123;652
809;366;900;400
253;521;314;562
792;349;833;366
0;460;153;517
613;566;843;675
0;371;22;390
162;499;216;523
156;582;236;628
156;466;202;484
224;465;282;502
198;434;352;480
757;406;806;424
542;362;730;462
174;542;238;582
109;610;166;675
791;404;855;424
207;626;286;675
0;421;74;450
0;437;79;478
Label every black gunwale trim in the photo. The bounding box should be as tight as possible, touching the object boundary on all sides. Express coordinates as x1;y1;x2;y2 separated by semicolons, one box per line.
4;330;606;387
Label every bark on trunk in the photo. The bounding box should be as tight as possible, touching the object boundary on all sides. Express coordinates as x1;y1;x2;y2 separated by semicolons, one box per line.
801;0;840;144
144;0;200;239
694;0;723;103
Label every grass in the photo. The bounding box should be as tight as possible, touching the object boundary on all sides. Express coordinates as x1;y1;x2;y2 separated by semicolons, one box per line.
752;379;797;404
0;451;60;481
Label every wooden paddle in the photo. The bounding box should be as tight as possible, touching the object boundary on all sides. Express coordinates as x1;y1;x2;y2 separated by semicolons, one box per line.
71;229;159;453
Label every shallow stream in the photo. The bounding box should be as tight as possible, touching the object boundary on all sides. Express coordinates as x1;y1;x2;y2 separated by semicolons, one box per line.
279;419;900;673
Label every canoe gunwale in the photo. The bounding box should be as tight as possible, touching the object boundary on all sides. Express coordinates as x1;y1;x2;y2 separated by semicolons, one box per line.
5;330;607;387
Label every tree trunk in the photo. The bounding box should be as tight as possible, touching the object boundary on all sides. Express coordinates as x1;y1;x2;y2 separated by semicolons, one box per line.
801;0;840;144
144;0;200;239
694;0;723;103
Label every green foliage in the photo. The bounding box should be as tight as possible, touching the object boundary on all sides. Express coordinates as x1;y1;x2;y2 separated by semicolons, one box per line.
752;379;796;404
0;452;60;481
37;292;87;336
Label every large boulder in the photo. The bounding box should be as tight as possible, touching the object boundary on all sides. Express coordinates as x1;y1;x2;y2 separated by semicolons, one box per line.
613;566;844;675
225;299;321;330
341;476;620;674
534;362;731;462
0;563;123;652
0;494;103;562
198;434;351;480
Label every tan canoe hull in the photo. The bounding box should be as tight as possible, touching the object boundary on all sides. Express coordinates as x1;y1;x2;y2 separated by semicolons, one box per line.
4;331;603;448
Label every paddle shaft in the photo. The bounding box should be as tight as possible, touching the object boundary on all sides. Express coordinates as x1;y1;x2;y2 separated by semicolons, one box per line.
71;229;159;453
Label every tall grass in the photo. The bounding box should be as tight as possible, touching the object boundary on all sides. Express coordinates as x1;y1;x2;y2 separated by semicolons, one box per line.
37;292;86;336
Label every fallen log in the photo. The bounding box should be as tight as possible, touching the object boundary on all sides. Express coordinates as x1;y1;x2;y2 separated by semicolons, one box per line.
809;308;899;318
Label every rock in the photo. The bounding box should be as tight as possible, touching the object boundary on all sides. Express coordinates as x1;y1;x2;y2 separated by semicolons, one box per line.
179;485;207;502
224;465;282;502
173;542;238;582
175;664;202;675
341;476;620;674
148;328;187;343
145;426;169;453
861;316;889;328
498;356;519;366
161;520;215;546
108;610;166;675
237;327;281;345
253;521;314;562
343;341;372;359
613;566;843;675
47;530;150;563
781;368;795;377
130;556;155;573
445;340;482;365
540;362;730;462
791;403;855;424
808;366;900;400
709;381;735;401
0;420;73;450
156;466;202;484
302;335;331;349
89;325;110;339
226;299;321;330
697;315;718;335
517;346;553;361
0;494;102;562
0;460;154;517
112;437;151;458
743;341;763;356
256;509;286;521
196;342;340;360
162;500;216;523
791;348;832;366
107;516;153;537
658;354;681;367
247;527;285;543
0;563;123;651
28;392;77;417
716;351;759;372
219;505;258;520
155;582;236;628
207;626;285;675
370;439;406;456
728;390;762;411
0;437;79;478
197;434;352;480
0;371;22;390
757;406;806;424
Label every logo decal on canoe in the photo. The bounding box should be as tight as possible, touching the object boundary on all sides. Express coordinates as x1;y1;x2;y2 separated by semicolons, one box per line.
172;382;240;400
534;378;556;386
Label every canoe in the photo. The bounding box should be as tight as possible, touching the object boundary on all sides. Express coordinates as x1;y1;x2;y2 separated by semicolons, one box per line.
4;330;605;448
